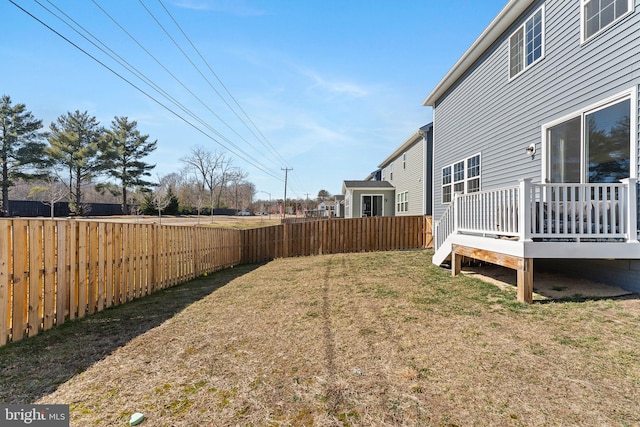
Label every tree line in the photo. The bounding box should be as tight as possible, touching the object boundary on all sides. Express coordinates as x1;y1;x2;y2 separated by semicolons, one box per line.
0;95;256;217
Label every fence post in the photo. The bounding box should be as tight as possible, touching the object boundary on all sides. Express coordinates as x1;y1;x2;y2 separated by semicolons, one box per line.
519;178;532;242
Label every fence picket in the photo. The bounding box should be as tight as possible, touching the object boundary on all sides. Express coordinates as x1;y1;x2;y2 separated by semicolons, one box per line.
69;221;78;319
43;221;56;326
105;223;114;308
77;222;88;319
56;222;68;325
97;223;106;312
28;220;43;337
0;221;10;345
12;220;28;342
88;222;98;315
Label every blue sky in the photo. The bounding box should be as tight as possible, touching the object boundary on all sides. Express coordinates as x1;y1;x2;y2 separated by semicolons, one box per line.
2;0;507;201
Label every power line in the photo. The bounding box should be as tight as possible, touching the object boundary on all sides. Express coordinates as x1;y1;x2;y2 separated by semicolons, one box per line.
137;0;283;168
9;0;282;180
88;0;273;172
38;0;228;145
155;0;292;170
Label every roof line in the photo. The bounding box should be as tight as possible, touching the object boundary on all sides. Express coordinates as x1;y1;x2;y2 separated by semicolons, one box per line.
422;0;534;107
378;123;432;168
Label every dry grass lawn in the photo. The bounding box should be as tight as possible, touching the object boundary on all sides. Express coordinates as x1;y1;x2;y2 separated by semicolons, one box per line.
2;250;640;426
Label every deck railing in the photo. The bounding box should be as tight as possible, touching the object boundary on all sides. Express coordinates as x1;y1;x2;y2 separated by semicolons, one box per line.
457;186;520;237
524;181;634;240
434;202;455;251
433;178;638;252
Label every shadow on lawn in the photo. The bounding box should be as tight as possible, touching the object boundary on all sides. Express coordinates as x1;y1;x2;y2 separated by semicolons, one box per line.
0;263;261;404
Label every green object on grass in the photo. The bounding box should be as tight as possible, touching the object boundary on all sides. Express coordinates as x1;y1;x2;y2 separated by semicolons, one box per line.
129;412;144;426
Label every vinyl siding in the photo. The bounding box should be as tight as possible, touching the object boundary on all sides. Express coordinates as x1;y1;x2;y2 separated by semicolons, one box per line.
432;0;640;220
425;136;434;216
381;139;425;216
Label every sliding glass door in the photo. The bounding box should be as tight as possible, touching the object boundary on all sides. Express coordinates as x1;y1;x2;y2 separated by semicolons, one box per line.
585;99;630;183
546;97;631;184
362;195;383;217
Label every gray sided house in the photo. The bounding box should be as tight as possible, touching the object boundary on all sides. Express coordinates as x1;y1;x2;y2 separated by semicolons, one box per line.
424;0;640;298
342;124;433;218
342;181;395;218
378;123;434;216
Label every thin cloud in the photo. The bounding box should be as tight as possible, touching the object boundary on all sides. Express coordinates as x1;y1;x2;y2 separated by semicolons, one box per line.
171;0;266;16
302;69;369;98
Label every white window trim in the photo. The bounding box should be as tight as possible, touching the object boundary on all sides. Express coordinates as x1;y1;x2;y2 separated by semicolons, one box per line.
442;165;452;204
541;87;638;183
466;153;482;192
508;4;545;81
580;0;634;44
402;152;407;170
442;153;482;204
396;191;409;213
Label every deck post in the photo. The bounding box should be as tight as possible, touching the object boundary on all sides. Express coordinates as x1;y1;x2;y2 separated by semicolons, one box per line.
518;178;532;242
451;249;461;277
517;258;533;304
621;178;638;243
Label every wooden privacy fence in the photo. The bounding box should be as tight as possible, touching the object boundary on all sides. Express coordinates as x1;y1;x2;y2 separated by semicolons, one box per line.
0;215;432;346
0;219;241;346
242;215;433;263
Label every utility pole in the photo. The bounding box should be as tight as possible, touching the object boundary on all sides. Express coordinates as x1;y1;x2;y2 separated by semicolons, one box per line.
282;167;293;217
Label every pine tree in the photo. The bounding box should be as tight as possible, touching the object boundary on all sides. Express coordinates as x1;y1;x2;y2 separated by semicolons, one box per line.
100;116;157;214
0;95;47;215
46;111;105;216
164;187;180;215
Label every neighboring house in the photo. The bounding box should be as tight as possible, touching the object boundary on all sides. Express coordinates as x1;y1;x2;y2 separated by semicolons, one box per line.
342;181;395;218
316;201;336;217
334;195;345;218
424;0;640;300
379;123;433;216
342;124;433;218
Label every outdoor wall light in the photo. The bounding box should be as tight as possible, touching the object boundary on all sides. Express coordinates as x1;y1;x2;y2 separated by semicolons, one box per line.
525;143;536;157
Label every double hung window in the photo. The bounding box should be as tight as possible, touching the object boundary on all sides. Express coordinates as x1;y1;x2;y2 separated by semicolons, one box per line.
509;5;545;79
442;166;452;204
442;154;481;203
396;191;408;213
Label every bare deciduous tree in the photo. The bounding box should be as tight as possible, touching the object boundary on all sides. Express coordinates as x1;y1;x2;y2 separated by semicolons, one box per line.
28;176;67;218
181;147;237;216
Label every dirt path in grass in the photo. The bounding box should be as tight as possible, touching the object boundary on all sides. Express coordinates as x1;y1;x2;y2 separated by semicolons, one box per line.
2;250;639;426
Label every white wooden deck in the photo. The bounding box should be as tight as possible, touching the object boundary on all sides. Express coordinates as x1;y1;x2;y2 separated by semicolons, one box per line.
433;178;640;303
